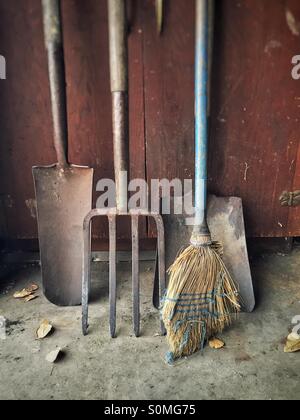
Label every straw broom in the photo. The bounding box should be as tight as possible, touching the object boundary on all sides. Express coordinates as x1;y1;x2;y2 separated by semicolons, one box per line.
161;0;241;364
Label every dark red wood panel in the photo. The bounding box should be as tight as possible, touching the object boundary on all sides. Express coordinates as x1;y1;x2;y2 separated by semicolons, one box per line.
1;0;300;244
288;144;300;235
62;0;146;240
128;0;147;237
61;0;113;240
143;0;300;238
142;0;195;237
0;0;53;239
286;2;300;236
209;0;300;237
143;0;195;181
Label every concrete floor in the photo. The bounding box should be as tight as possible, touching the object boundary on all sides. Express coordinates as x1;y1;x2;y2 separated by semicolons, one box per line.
0;248;300;400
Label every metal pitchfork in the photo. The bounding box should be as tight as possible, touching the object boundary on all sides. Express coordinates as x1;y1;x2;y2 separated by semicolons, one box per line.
82;0;166;338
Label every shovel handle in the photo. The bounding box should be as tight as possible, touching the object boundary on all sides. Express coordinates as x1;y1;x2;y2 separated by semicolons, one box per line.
42;0;68;167
108;0;129;212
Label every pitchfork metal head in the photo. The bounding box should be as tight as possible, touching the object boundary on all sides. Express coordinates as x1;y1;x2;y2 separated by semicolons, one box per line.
82;208;166;338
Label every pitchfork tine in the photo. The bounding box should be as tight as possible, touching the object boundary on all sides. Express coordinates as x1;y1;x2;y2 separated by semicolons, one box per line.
156;215;166;335
109;215;117;338
82;214;92;336
82;210;165;337
132;215;140;337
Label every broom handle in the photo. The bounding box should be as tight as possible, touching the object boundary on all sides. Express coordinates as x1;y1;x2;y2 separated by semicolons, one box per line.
108;0;129;213
42;0;68;168
208;0;214;117
193;0;210;241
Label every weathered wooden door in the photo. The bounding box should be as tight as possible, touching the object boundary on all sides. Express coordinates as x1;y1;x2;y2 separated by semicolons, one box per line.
1;0;300;246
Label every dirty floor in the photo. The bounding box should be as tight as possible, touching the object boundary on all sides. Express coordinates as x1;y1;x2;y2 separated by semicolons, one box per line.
0;249;300;400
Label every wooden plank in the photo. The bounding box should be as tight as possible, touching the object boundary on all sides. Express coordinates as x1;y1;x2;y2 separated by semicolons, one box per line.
0;0;54;239
286;0;300;236
61;0;113;241
288;141;300;235
209;0;300;237
1;0;300;243
144;0;195;181
62;0;146;241
128;0;147;238
144;0;300;238
142;0;195;237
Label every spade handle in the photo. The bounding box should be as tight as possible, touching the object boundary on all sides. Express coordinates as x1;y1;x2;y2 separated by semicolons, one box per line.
42;0;68;167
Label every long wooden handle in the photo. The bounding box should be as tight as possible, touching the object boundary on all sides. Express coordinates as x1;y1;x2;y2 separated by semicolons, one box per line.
108;0;128;93
108;0;129;212
42;0;68;167
156;0;163;35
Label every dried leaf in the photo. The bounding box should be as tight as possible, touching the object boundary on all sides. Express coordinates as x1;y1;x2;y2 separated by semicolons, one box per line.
288;332;300;341
284;333;300;353
13;289;33;299
209;338;225;350
13;284;39;299
27;284;39;293
37;320;53;339
46;348;62;363
24;294;38;303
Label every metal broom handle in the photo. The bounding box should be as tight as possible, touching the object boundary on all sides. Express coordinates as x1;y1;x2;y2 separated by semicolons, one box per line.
193;0;210;237
42;0;68;168
108;0;129;212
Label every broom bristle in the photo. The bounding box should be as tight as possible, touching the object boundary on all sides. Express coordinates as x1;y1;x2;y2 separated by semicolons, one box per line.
161;244;241;363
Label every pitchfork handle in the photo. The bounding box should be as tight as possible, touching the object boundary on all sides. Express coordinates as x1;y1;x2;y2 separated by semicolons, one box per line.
108;0;129;212
42;0;68;168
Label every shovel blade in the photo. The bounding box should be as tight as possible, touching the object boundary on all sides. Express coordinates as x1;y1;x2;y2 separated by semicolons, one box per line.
155;194;255;313
33;165;93;306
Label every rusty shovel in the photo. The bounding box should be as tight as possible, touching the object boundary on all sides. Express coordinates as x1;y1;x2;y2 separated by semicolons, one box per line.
32;0;93;306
